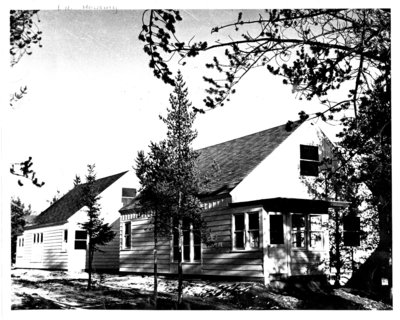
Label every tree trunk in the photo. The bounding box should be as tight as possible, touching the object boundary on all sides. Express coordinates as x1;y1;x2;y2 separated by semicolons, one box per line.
333;208;342;287
153;232;158;308
177;219;183;306
178;220;183;306
87;241;93;290
346;201;392;303
176;189;185;307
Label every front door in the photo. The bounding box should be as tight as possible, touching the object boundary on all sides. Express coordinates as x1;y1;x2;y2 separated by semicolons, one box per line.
265;212;290;275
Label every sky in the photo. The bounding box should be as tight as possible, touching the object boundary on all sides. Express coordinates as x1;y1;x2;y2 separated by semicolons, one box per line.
2;3;396;217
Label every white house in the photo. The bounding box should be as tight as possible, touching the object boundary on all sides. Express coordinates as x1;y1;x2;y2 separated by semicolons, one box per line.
15;171;136;272
119;120;347;284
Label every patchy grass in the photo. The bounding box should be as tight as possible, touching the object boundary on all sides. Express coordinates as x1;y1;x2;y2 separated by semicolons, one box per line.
10;269;392;310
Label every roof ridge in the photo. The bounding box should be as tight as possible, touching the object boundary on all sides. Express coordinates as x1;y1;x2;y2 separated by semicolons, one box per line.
31;170;129;228
196;120;301;151
74;170;129;188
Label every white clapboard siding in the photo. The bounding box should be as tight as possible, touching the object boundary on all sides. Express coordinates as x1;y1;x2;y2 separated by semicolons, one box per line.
119;216;171;273
41;228;68;269
16;226;69;270
202;208;264;277
120;206;265;278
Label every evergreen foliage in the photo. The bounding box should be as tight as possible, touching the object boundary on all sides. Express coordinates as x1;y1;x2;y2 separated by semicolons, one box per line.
79;165;116;290
135;71;206;306
11;198;32;264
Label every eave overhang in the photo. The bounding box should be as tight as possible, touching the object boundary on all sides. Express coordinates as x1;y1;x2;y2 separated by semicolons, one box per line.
229;197;349;214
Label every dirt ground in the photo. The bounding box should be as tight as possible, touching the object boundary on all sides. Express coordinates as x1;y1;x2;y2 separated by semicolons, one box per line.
10;268;392;310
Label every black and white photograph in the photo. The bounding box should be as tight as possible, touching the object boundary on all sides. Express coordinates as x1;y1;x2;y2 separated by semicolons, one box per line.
2;0;396;315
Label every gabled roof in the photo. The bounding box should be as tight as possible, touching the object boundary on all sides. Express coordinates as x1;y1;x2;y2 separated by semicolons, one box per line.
26;171;128;229
197;121;301;195
119;121;302;214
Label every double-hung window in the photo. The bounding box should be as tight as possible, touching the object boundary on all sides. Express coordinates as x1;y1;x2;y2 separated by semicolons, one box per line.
173;218;201;263
291;214;324;249
233;212;260;250
74;230;87;250
123;222;131;249
300;145;319;176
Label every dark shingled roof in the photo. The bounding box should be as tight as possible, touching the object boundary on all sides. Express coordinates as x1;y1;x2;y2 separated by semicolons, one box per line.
197;121;301;195
27;171;128;229
119;122;301;214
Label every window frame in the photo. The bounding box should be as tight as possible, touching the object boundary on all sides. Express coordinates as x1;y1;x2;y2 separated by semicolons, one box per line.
300;144;319;177
123;221;132;250
172;219;201;263
61;229;68;252
232;211;261;251
291;213;325;251
74;230;87;250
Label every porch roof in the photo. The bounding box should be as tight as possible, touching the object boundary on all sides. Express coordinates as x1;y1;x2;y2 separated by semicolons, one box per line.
229;197;349;213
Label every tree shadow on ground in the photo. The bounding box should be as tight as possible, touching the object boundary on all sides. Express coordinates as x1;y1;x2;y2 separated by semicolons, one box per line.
12;292;63;310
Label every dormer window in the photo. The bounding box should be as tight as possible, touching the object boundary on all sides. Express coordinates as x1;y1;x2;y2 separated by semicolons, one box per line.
300;145;319;176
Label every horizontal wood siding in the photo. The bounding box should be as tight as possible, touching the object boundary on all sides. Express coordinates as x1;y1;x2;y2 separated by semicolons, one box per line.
16;227;68;270
119;216;171;273
15;235;29;268
120;206;264;278
290;250;328;275
92;218;120;271
202;209;264;278
42;228;68;269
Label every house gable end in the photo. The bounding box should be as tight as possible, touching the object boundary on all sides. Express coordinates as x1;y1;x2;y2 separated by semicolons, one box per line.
230;122;335;203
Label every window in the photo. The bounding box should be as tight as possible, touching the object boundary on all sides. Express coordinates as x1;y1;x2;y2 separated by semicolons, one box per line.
33;233;43;244
343;216;360;247
74;230;87;250
300;145;319;176
269;215;284;244
309;215;324;249
173;219;201;262
123;222;131;249
62;229;68;252
31;233;43;262
233;212;260;250
291;214;324;249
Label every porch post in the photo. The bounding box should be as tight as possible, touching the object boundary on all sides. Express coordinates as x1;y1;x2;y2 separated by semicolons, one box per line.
262;209;270;285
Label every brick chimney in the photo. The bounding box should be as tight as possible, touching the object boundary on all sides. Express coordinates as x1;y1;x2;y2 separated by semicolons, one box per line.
122;188;136;206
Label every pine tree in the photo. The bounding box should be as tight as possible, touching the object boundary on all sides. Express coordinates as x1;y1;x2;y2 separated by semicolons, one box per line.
136;71;205;307
80;164;116;290
135;141;174;308
11;197;32;264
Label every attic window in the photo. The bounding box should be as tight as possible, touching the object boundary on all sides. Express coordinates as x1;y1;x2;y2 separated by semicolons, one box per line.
300;145;319;176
